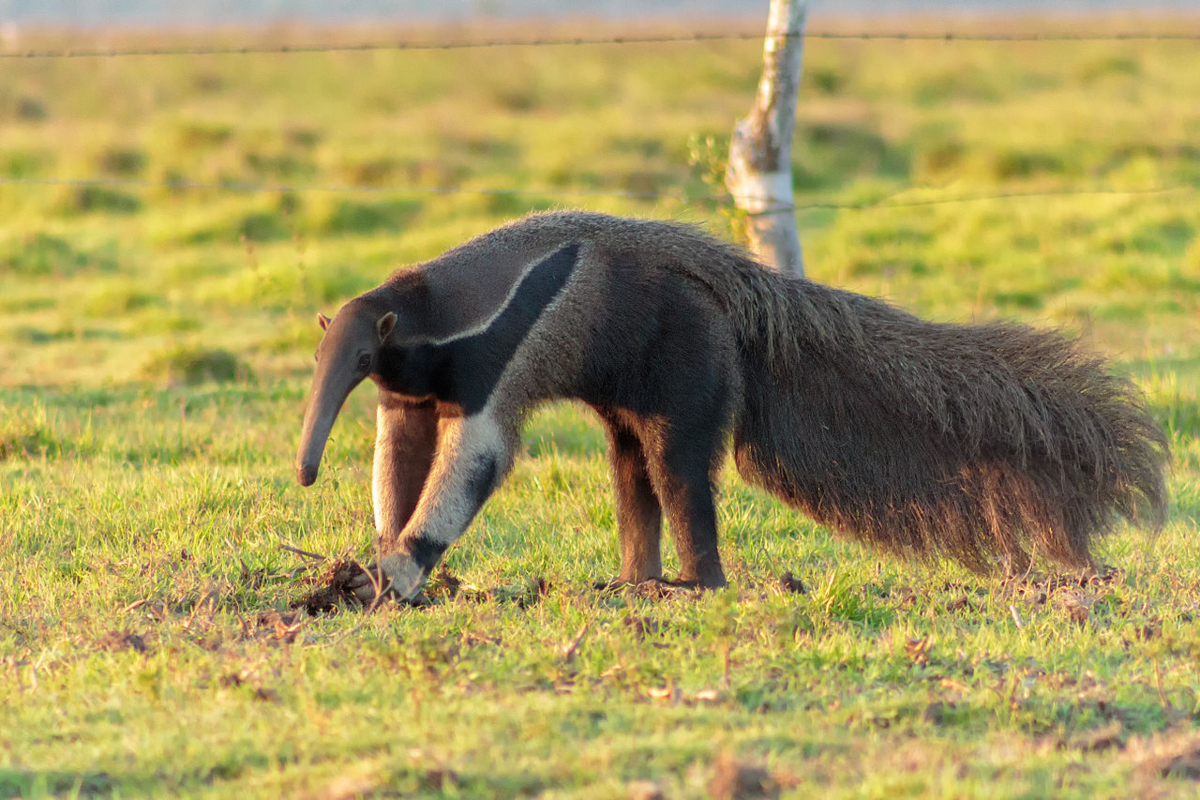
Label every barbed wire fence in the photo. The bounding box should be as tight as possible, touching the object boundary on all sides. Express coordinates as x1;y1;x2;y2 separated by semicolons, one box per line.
5;28;1200;59
1;26;1197;215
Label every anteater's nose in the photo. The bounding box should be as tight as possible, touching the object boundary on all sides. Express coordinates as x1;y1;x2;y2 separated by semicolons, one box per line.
297;463;318;487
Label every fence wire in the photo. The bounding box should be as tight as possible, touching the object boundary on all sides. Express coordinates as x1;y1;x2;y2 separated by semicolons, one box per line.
3;29;1200;59
2;22;1196;212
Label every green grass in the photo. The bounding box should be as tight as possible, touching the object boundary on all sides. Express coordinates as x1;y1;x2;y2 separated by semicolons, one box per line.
2;18;1200;799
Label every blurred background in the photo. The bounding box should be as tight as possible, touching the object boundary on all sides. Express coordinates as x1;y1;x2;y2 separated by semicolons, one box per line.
3;0;1200;26
1;0;1196;430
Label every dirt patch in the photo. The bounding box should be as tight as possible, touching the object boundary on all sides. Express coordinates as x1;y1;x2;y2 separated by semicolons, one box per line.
923;701;952;726
1137;739;1200;781
423;568;462;601
1007;565;1124;627
947;594;976;612
425;568;550;608
96;630;149;654
1061;721;1125;753
708;752;781;800
253;687;281;704
290;559;370;615
779;572;807;594
1013;565;1119;598
239;610;306;644
289;561;550;615
1156;747;1200;780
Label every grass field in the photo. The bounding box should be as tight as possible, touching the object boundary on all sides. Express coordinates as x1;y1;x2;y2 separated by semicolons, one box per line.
2;16;1200;799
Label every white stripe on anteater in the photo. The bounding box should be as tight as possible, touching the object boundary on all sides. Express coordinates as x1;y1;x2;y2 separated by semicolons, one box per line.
392;246;575;349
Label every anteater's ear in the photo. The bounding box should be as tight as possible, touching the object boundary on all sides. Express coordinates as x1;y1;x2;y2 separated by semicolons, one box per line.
317;313;331;331
377;311;397;342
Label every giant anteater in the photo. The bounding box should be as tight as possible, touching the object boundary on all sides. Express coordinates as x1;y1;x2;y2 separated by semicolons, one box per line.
295;211;1168;601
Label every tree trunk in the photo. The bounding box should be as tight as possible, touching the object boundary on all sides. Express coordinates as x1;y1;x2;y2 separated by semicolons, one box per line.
725;0;807;277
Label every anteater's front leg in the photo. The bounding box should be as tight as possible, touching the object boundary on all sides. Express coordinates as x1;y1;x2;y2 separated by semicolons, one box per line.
348;411;514;603
372;390;439;553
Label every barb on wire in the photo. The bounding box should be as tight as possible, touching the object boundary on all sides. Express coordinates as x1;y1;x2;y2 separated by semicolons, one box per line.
2;29;1200;59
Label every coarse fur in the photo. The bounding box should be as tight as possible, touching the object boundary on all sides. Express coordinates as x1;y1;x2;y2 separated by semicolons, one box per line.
296;211;1169;599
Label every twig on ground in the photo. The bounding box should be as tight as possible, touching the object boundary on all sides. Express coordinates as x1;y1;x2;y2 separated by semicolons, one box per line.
1154;659;1175;715
364;536;390;614
560;624;590;663
279;542;328;561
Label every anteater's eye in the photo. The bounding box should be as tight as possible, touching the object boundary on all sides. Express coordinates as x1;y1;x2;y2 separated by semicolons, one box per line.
358;353;372;371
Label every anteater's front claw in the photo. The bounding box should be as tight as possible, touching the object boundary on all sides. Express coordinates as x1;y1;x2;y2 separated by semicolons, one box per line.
345;553;426;605
343;564;387;604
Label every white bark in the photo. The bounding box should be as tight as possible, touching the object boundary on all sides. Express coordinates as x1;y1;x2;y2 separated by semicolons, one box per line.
726;0;807;277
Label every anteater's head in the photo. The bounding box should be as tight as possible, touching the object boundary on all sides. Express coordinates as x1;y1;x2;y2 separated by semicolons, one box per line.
295;302;397;487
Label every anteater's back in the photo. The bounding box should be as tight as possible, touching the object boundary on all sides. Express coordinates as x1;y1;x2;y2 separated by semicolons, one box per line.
416;211;1169;570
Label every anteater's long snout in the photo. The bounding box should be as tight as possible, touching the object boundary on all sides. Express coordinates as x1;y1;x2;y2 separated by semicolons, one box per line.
295;398;336;487
295;360;357;488
297;462;319;487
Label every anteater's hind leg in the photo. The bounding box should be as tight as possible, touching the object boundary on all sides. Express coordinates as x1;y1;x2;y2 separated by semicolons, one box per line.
598;411;664;585
641;421;728;590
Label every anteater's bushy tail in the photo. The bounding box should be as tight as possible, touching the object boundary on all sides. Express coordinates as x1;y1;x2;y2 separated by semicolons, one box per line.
670;247;1169;571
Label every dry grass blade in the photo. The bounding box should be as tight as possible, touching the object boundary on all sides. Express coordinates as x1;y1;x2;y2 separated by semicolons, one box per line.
559;624;589;663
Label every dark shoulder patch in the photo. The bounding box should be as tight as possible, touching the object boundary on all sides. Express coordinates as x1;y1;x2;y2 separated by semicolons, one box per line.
434;243;581;415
